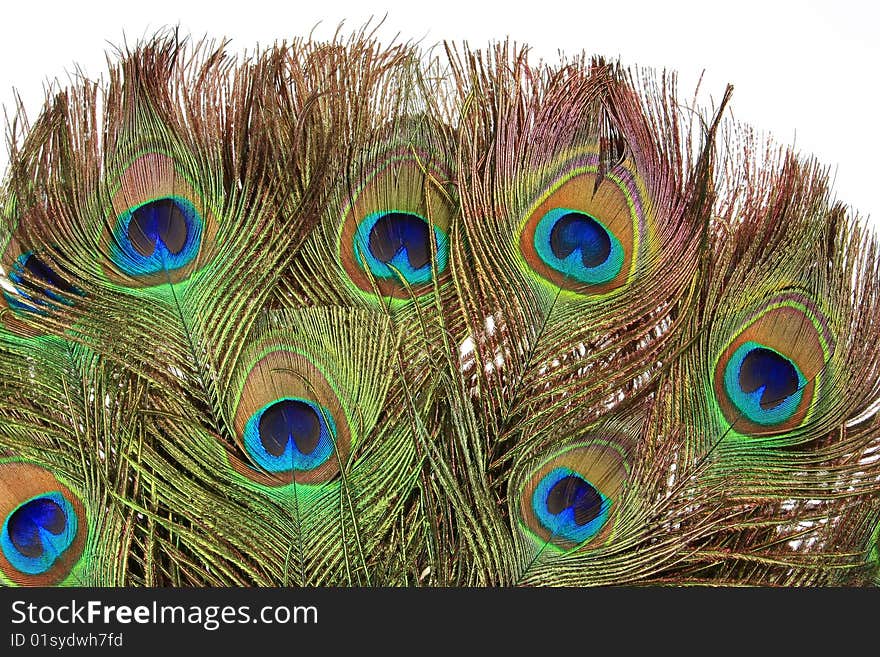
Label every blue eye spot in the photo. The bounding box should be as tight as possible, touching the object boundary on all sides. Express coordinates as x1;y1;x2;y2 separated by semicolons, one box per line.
723;342;806;426
1;492;78;575
242;398;337;474
531;467;611;544
110;196;203;276
550;212;611;267
533;209;624;284
354;211;449;286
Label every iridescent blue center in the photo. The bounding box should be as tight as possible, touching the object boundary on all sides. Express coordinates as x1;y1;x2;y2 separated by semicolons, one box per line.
1;492;78;575
355;211;449;285
110;196;203;276
533;209;624;284
550;212;611;267
242;398;337;473
723;342;806;425
531;467;610;544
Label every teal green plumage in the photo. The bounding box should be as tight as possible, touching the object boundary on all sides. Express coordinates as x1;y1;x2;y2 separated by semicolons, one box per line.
0;30;878;587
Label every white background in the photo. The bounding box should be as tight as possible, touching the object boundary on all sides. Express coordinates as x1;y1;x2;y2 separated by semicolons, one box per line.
0;0;876;227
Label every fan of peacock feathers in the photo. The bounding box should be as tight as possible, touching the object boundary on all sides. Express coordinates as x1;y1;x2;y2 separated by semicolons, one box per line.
1;28;878;587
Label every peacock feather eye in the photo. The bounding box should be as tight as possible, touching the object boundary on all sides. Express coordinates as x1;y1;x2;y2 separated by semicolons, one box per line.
2;251;81;314
533;208;625;285
722;342;806;426
518;441;630;551
713;296;833;435
224;309;397;497
230;347;352;487
354;210;448;287
112;196;203;274
518;152;646;295
242;398;338;475
339;150;453;300
2;493;78;575
0;462;87;586
102;152;214;287
531;468;611;544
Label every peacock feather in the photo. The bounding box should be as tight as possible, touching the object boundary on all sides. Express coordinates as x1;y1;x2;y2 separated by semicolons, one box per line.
0;28;878;588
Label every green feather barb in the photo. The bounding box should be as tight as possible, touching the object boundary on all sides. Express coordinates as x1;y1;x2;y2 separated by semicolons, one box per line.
0;29;878;587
